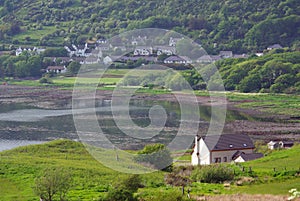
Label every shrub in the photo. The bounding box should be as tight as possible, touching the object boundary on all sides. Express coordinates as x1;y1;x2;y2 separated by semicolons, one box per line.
191;164;234;183
134;144;173;171
104;175;142;201
138;189;189;201
39;76;53;84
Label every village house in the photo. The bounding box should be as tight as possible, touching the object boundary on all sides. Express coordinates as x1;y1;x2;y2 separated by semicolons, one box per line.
234;152;264;163
154;46;176;56
46;66;67;74
64;43;94;57
15;46;45;56
267;44;283;51
196;55;212;63
169;37;183;46
134;46;153;56
233;54;248;59
131;36;147;46
267;140;294;150
164;55;192;64
191;134;260;165
219;51;233;59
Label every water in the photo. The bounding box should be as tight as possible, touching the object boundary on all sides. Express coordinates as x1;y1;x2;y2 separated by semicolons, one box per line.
0;140;46;151
0;100;252;151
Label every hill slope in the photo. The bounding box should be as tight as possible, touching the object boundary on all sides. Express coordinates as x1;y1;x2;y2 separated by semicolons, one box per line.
0;0;299;53
0;140;300;200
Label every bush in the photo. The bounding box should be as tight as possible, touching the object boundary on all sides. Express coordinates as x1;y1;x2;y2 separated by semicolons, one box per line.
138;189;189;201
134;144;173;171
39;76;53;84
105;188;136;201
104;175;142;201
191;164;234;183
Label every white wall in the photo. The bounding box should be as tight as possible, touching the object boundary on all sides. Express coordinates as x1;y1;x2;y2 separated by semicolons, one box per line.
191;137;210;165
211;148;253;164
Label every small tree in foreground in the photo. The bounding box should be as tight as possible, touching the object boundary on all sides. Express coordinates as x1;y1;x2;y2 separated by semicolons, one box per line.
34;167;73;201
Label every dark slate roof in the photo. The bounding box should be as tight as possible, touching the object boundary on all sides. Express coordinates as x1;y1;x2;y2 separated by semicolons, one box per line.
47;66;65;70
268;44;283;49
238;153;264;161
67;46;76;51
164;55;187;62
202;134;254;151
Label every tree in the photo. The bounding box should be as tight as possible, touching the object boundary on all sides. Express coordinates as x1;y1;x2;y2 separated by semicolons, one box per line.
43;48;68;57
67;61;81;75
134;143;173;171
105;175;141;201
238;74;261;92
34;167;73;201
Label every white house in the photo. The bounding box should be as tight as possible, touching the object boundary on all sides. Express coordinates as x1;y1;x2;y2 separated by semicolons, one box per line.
64;43;93;57
267;141;280;150
234;152;263;163
134;46;153;56
191;134;255;165
169;37;183;46
46;66;67;74
219;51;233;59
15;46;45;56
268;140;294;150
164;55;192;64
154;46;176;56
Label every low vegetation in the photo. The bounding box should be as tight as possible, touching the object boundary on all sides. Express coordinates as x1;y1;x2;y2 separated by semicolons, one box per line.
0;140;299;200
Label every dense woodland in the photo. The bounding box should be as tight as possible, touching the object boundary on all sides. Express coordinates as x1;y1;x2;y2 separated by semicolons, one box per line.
0;0;299;93
0;0;299;53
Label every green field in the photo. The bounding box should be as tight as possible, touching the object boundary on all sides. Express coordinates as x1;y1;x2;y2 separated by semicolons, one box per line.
0;140;299;200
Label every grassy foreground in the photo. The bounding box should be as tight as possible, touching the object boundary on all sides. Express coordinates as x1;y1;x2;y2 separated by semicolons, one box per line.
0;140;299;200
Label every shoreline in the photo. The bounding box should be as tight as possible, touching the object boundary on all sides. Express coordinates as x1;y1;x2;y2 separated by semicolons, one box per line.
0;85;299;143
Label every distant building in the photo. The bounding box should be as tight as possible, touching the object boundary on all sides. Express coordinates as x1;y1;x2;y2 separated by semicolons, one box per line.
267;44;283;50
255;52;264;57
15;46;45;56
46;66;67;74
169;37;183;47
233;54;248;59
154;46;176;56
191;134;257;165
234;152;264;163
164;55;192;64
219;51;233;59
133;46;153;56
268;140;294;150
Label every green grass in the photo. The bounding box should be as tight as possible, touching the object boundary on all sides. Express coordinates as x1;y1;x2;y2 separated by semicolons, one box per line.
0;140;164;200
236;177;300;195
243;145;300;173
226;92;300;117
0;140;300;200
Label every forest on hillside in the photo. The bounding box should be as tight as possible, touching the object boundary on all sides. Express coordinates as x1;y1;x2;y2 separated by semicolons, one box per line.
0;0;299;53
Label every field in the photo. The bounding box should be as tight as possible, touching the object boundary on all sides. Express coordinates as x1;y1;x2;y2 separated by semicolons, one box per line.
0;140;299;200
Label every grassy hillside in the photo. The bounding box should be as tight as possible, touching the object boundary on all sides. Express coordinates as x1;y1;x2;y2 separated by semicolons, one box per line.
0;0;299;53
0;140;300;200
